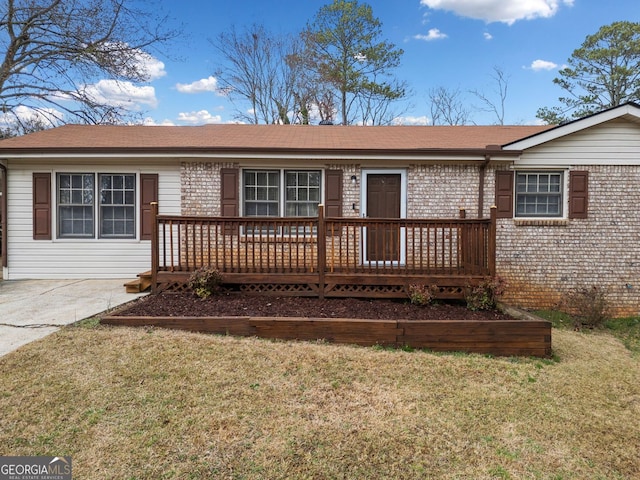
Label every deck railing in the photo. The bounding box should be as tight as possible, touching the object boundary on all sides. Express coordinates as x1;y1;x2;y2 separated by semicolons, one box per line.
150;204;496;296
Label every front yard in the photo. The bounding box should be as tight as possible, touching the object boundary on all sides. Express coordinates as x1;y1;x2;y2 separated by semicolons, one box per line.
0;318;638;479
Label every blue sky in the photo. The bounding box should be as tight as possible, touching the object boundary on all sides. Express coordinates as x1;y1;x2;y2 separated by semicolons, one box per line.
116;0;640;126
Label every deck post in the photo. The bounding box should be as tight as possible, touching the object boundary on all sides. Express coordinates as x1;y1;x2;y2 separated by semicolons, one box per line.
151;202;159;293
488;205;497;277
317;204;326;299
458;208;467;273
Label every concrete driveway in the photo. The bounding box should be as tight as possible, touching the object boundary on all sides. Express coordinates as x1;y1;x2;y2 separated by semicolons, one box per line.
0;279;147;357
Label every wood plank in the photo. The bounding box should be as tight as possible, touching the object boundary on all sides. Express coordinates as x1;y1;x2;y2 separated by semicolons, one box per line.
102;316;256;336
399;320;551;356
251;317;399;347
101;316;551;358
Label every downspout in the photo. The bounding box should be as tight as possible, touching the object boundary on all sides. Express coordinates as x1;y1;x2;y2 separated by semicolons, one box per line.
478;154;491;219
0;162;6;268
480;144;503;218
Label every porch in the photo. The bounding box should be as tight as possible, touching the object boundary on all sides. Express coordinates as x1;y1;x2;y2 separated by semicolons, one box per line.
149;204;497;299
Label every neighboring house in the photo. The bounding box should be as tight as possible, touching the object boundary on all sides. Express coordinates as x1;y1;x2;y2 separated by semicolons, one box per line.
0;103;639;316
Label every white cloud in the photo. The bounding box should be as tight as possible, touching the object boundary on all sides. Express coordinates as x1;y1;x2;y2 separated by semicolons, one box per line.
483;32;493;40
134;51;166;80
0;105;63;128
176;76;219;94
414;28;448;41
81;79;158;110
177;110;223;125
393;115;430;126
95;43;166;81
420;0;574;25
142;117;175;126
529;59;558;71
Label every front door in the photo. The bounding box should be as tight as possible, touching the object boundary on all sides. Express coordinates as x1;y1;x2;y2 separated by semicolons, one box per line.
366;173;401;262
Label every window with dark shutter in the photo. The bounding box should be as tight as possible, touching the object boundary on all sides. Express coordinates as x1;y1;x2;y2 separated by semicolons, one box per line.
495;170;514;218
569;170;588;219
33;173;52;240
140;174;158;240
324;170;343;217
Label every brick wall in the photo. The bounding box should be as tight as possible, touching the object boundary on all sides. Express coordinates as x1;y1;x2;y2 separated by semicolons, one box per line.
408;164;480;218
179;161;640;316
495;165;640;317
181;161;237;216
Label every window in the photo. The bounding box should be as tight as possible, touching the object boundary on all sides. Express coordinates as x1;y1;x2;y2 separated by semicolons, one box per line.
244;170;280;216
515;172;563;217
285;171;321;216
100;174;135;238
58;173;94;237
243;169;321;217
57;173;136;238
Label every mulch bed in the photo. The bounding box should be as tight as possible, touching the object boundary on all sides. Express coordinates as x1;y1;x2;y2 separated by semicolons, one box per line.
114;292;513;321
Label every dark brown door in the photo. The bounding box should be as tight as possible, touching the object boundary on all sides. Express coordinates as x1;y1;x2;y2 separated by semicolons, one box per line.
366;174;401;262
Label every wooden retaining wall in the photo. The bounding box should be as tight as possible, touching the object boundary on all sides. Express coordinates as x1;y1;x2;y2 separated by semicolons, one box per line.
101;315;552;358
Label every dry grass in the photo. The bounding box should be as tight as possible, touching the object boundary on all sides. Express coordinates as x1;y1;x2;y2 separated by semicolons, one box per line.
1;321;639;479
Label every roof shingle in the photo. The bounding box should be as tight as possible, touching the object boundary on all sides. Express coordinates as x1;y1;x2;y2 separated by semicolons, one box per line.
0;123;553;153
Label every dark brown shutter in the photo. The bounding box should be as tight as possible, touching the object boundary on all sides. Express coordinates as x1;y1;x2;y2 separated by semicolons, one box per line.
33;173;52;240
140;174;158;240
324;170;343;217
221;168;239;216
221;168;239;234
495;170;514;218
569;170;588;219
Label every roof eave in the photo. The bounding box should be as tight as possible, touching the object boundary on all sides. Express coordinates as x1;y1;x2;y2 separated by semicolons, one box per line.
0;145;523;158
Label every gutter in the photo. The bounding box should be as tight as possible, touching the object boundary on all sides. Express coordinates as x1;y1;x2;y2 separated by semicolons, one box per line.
0;146;526;159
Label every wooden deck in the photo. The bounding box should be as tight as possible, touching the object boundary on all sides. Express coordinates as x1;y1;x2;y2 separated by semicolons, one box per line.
101;314;552;358
149;204;497;299
114;206;552;357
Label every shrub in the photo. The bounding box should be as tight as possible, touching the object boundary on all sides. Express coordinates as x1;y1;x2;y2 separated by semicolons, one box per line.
465;276;504;311
408;284;437;306
562;285;610;330
188;267;224;299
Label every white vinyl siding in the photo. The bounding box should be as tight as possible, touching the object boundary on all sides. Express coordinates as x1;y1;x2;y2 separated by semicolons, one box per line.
515;119;640;166
5;159;180;279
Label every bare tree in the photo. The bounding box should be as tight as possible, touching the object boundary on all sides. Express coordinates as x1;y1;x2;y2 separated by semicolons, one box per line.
0;0;179;128
211;24;310;124
0;112;47;138
470;66;509;125
428;86;471;125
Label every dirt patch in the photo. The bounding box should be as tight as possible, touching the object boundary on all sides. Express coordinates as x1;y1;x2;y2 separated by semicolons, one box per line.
115;293;513;321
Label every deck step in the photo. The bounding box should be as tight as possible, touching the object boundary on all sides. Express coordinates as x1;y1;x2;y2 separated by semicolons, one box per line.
124;271;152;293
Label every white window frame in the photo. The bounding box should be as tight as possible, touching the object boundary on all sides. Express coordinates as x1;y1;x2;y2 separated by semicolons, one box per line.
57;172;95;238
241;168;323;218
55;172;138;240
514;170;567;219
99;173;136;239
241;168;323;236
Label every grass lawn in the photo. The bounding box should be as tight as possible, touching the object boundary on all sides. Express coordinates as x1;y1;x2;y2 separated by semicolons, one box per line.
0;317;639;479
